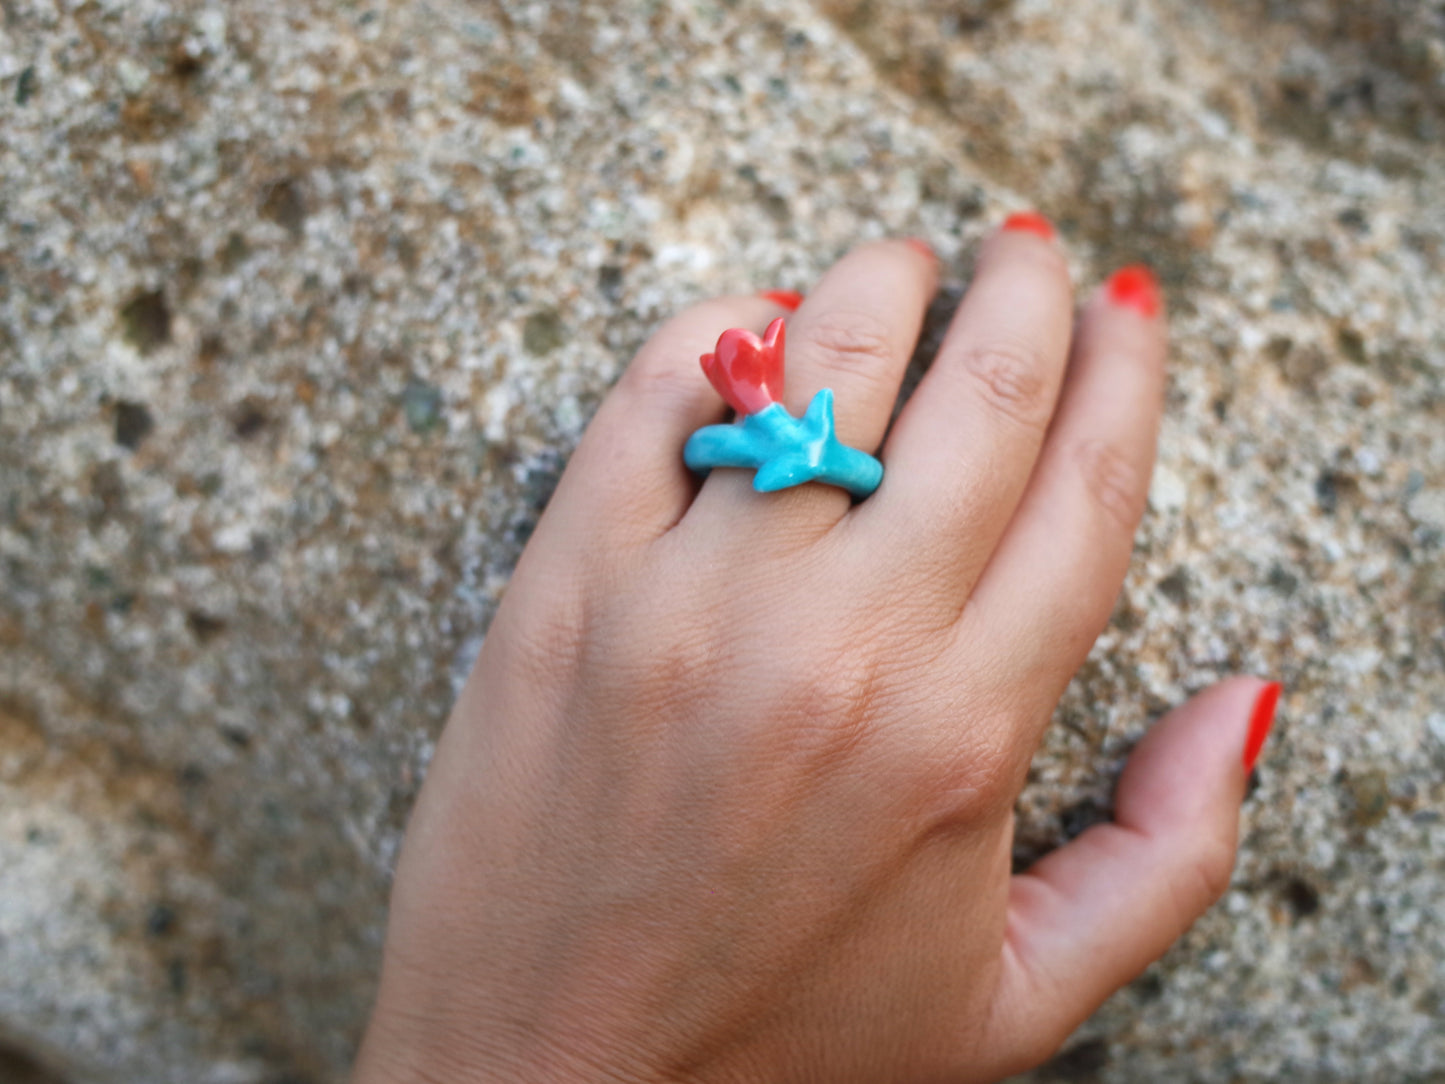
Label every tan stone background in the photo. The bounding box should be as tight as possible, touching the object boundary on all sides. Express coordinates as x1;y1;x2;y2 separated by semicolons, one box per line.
2;1;1443;1080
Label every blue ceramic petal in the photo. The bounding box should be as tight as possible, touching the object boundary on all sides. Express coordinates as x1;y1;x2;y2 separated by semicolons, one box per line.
684;391;883;500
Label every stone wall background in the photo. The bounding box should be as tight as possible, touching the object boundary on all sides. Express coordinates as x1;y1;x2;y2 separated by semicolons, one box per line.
2;0;1443;1081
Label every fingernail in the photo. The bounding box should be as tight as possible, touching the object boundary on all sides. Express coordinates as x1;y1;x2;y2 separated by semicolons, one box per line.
1242;682;1283;774
904;236;935;261
1002;211;1056;241
758;289;804;312
1107;265;1162;318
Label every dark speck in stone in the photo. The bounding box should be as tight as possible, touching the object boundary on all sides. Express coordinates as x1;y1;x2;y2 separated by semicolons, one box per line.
120;291;172;353
221;232;250;270
1280;877;1322;919
91;461;127;520
1337;326;1367;365
260;178;308;237
232;401;269;440
1337;207;1368;232
403;378;443;433
1133;971;1165;1002
146;904;177;937
763;193;791;223
1042;1037;1110;1079
1267;563;1300;595
1156;568;1190;604
523;309;566;355
178;764;207;788
1059;798;1110;841
186;611;226;642
1316;469;1358;515
597;264;624;303
15;66;37;106
1345;769;1391;828
198;333;226;364
115;401;155;450
170;49;205;81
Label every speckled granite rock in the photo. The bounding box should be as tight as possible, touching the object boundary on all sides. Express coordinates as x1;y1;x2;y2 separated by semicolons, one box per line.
1;1;1442;1081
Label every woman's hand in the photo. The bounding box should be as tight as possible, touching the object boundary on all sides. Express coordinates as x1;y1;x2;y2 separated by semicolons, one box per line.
353;221;1278;1083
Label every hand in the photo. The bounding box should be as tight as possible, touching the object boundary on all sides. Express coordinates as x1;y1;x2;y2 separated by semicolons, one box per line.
353;221;1279;1083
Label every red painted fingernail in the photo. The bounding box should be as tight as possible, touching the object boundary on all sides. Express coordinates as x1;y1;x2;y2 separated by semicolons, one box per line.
904;236;935;261
758;289;804;312
1002;211;1056;241
1242;682;1283;774
1107;265;1162;318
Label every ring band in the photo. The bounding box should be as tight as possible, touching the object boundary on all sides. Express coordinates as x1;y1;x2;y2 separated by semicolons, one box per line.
684;318;884;499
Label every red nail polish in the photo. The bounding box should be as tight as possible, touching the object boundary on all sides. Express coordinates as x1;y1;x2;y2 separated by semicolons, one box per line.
1002;211;1056;241
1242;682;1283;773
1107;265;1162;318
904;237;935;261
758;289;804;312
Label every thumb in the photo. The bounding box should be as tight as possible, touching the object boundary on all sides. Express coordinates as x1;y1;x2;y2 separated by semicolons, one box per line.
982;677;1283;1075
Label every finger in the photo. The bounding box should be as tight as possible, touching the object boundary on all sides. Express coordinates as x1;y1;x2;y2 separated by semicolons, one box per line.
961;266;1168;717
845;216;1074;598
980;678;1282;1077
529;295;793;560
685;239;937;530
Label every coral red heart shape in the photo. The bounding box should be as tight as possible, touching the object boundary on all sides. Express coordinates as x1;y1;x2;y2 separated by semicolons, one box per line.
700;317;786;416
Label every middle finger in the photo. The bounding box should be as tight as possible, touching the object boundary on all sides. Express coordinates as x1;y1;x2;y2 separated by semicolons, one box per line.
845;216;1075;604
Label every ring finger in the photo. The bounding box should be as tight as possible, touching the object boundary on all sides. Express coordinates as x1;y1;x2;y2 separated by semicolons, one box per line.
683;239;939;541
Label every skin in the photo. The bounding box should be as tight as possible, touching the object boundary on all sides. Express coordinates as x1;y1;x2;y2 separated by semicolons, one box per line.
352;230;1269;1083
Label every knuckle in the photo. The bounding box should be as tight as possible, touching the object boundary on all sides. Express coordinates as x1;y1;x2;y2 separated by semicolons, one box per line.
757;630;937;779
1071;438;1147;528
618;353;695;403
910;728;1019;829
959;342;1053;431
802;309;896;380
766;651;879;768
627;637;717;722
496;589;588;684
1183;836;1238;913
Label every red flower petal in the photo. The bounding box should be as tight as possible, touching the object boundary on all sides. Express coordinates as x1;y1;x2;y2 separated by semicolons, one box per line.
699;318;785;415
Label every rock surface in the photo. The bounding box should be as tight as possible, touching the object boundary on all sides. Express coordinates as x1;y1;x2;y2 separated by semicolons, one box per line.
2;0;1443;1080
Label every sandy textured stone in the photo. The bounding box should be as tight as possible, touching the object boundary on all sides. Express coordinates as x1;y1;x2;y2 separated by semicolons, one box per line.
1;0;1442;1080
